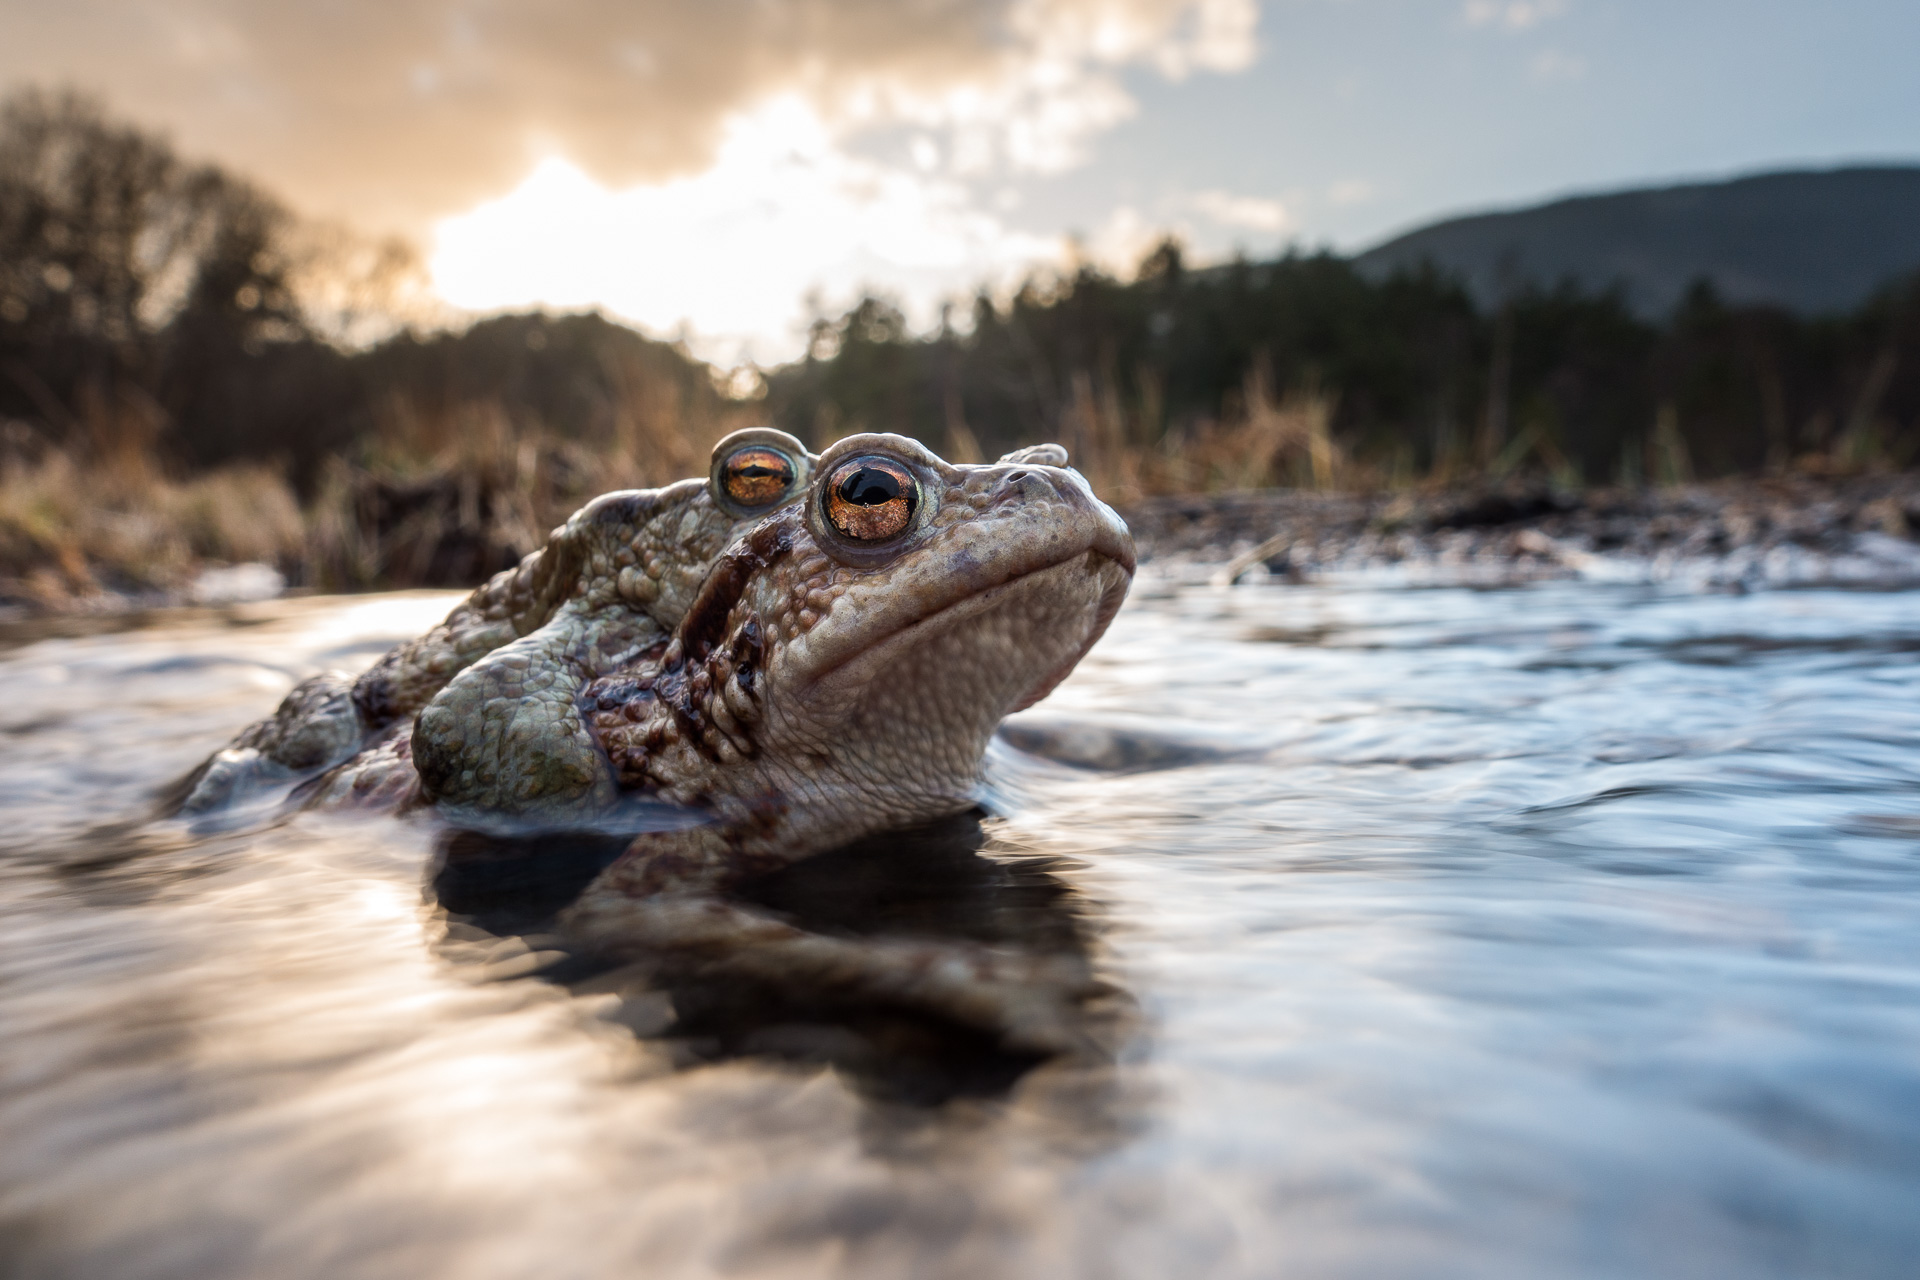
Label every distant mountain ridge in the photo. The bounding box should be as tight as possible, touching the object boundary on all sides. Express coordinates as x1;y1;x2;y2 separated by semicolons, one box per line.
1354;166;1920;317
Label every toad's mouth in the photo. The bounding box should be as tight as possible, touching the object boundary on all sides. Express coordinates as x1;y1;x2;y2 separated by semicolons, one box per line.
801;546;1134;710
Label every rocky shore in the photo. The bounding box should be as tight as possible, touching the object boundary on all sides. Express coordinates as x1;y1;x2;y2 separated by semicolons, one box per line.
1122;472;1920;591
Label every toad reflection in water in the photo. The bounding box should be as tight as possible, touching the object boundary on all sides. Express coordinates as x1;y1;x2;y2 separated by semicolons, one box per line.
430;811;1129;1105
175;428;1137;1061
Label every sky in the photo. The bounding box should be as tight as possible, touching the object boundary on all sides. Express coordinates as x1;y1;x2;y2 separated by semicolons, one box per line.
4;0;1919;366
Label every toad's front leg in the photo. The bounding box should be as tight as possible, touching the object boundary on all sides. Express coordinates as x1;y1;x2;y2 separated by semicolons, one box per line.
411;601;667;821
558;829;1102;1056
174;671;369;813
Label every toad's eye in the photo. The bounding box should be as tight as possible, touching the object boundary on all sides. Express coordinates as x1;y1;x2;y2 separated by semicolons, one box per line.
719;446;797;510
823;457;918;541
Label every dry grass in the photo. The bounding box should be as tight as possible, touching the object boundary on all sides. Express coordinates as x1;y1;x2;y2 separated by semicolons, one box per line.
0;375;758;606
0;446;307;605
1068;363;1357;502
306;387;754;591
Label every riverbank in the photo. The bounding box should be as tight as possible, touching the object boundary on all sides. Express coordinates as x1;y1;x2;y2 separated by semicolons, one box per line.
0;428;682;619
7;468;1920;620
1125;471;1920;590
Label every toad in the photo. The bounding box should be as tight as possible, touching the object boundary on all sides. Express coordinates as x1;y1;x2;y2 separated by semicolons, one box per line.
181;429;1135;1047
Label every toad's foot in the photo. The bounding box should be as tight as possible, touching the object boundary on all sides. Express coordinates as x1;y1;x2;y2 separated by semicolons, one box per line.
173;672;369;814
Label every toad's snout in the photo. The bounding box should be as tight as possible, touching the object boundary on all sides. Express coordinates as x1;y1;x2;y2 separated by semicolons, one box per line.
989;463;1138;576
988;463;1134;567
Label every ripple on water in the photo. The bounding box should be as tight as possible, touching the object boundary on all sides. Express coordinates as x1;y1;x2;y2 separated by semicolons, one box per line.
2;579;1920;1279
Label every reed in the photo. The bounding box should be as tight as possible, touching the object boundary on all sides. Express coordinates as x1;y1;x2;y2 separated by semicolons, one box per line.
0;443;306;604
0;367;756;605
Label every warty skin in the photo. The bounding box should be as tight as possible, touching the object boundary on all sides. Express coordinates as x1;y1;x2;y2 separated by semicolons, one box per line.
180;426;814;815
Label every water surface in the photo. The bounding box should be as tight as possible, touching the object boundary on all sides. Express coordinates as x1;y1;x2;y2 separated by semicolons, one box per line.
3;578;1919;1279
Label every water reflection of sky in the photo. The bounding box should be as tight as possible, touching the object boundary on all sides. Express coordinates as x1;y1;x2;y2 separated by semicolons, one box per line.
3;578;1919;1278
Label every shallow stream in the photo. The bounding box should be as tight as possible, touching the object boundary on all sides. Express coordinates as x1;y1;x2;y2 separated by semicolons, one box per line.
3;576;1919;1279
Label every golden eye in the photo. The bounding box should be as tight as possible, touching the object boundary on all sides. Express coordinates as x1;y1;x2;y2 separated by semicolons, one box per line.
823;457;918;541
720;446;797;510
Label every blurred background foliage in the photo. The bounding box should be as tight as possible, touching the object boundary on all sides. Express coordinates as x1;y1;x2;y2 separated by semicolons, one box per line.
3;89;1917;604
768;244;1920;496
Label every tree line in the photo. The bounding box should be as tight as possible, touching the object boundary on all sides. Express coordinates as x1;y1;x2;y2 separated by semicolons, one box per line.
4;86;1918;504
765;242;1920;490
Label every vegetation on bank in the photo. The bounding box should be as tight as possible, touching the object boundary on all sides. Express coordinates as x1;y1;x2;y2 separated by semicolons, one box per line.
2;89;1918;607
0;90;749;604
766;245;1920;497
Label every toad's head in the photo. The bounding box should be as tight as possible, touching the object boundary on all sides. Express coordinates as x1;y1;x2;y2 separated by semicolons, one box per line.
585;434;1135;851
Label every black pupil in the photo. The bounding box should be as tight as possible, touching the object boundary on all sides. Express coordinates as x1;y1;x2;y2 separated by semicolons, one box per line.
734;463;787;481
837;468;904;506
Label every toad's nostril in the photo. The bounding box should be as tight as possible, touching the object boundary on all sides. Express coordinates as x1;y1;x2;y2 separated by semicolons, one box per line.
998;469;1060;501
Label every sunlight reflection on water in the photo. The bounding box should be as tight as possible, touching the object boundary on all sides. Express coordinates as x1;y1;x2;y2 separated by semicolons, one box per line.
2;578;1919;1279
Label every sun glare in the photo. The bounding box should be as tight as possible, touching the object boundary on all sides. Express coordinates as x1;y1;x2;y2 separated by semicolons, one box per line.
429;98;1063;368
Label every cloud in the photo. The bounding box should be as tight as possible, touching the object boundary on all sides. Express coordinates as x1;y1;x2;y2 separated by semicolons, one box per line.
1191;189;1290;234
431;97;1063;366
1;0;1260;363
1462;0;1568;32
0;0;1258;230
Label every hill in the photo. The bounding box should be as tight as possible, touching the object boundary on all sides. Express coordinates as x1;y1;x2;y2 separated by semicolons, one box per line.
1354;166;1920;317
